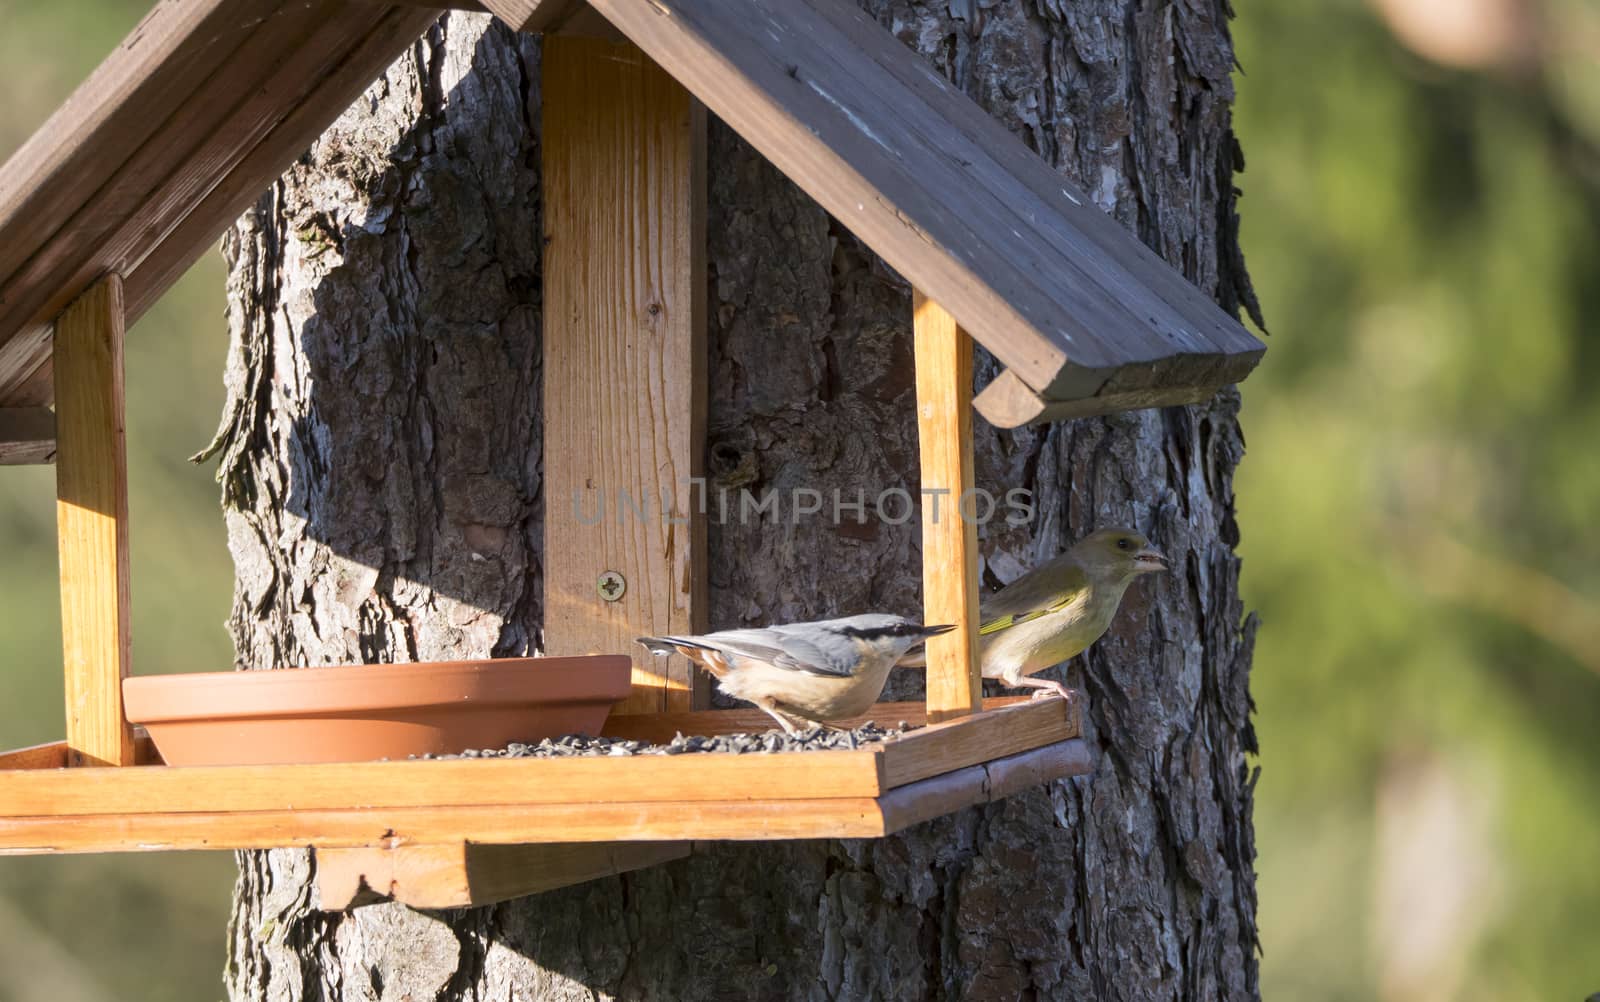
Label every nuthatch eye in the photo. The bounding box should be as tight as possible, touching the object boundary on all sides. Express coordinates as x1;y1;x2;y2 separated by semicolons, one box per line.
639;614;954;734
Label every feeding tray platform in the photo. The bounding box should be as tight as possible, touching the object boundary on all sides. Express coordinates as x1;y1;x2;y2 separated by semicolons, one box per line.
0;697;1085;906
0;698;1082;854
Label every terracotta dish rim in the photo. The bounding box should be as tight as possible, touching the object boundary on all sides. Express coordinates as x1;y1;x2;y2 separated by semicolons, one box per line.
123;656;633;723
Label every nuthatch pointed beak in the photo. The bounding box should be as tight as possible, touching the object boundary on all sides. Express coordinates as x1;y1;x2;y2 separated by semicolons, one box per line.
921;623;957;638
1134;547;1169;573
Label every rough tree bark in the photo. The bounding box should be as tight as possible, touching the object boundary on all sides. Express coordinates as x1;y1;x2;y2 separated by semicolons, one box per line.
210;5;1260;1000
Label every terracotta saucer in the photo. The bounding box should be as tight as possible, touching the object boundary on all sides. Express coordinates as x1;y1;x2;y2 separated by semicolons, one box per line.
123;656;632;766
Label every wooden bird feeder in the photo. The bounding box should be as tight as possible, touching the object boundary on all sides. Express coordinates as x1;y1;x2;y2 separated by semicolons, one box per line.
0;0;1262;908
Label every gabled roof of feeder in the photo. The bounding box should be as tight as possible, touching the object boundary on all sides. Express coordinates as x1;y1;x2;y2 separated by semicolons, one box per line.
0;0;1262;447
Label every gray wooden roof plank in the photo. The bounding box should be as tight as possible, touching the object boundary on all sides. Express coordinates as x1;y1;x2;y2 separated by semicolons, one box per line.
806;0;1260;377
0;2;381;353
741;0;1150;371
0;4;441;406
0;0;280;292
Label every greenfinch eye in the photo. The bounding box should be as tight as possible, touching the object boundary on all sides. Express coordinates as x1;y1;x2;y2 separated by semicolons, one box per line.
1116;538;1131;550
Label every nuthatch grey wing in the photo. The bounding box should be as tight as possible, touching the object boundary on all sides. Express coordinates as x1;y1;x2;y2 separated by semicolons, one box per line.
639;614;954;734
896;527;1168;702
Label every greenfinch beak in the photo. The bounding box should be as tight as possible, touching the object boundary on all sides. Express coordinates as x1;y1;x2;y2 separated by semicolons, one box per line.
1134;547;1169;573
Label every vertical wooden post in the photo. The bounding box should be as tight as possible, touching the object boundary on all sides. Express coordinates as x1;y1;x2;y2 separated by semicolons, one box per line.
542;36;708;713
54;274;137;767
913;291;982;722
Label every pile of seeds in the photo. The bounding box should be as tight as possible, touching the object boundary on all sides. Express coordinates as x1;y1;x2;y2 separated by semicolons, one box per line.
415;720;915;760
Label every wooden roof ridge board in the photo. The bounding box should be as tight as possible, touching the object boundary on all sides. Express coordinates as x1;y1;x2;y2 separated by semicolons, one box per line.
0;698;1086;854
539;0;1264;425
0;0;444;410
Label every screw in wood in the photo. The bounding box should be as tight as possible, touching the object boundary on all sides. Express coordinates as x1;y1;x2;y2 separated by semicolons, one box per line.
596;571;626;602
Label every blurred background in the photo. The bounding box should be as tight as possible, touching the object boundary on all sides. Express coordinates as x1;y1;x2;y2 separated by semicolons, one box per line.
0;0;1595;999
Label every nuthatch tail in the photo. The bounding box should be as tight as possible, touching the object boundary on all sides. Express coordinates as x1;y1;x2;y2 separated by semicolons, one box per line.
638;614;954;734
897;527;1168;701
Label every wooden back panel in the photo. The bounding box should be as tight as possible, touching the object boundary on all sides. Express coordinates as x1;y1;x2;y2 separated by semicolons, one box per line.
541;36;709;712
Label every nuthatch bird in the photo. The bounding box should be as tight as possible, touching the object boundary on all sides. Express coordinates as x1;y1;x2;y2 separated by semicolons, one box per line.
638;614;954;734
898;527;1168;700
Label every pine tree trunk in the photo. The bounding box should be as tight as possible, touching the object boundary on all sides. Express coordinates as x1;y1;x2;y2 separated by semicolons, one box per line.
214;7;1259;1000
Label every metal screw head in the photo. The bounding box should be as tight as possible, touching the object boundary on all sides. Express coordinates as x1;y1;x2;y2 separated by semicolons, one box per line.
597;570;626;602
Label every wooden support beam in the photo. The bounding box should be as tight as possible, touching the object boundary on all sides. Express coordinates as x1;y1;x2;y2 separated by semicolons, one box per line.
0;406;54;464
478;0;585;33
315;841;690;909
53;276;136;768
913;293;982;722
541;35;708;713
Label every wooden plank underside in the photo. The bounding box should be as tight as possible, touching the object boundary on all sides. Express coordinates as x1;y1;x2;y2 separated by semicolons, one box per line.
315;840;689;909
879;738;1093;834
541;35;708;712
0;407;54;464
0;2;443;407
584;0;1263;413
972;369;1229;427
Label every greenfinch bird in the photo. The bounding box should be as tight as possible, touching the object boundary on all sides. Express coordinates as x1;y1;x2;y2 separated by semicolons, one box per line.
898;527;1168;700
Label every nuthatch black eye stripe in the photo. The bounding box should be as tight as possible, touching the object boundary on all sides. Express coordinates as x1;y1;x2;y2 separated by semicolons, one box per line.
835;621;946;640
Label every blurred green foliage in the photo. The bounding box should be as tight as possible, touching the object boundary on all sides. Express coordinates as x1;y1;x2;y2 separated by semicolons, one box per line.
1234;0;1600;999
0;0;1595;1000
